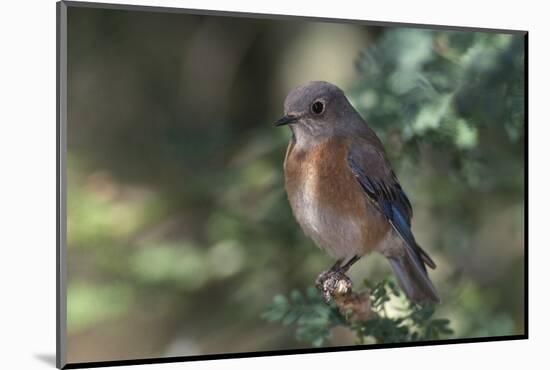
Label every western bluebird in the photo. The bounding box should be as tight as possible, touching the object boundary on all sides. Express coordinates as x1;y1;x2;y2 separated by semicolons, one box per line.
275;81;439;304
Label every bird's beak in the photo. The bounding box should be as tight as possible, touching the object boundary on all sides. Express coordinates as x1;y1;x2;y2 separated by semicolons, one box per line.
274;114;298;127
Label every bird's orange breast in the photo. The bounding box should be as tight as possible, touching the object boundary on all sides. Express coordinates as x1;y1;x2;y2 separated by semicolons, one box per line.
283;137;389;258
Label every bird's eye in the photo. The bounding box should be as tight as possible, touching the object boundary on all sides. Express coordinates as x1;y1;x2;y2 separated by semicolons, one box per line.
311;101;325;115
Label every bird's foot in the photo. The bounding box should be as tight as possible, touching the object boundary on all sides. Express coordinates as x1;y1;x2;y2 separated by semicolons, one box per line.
315;268;353;303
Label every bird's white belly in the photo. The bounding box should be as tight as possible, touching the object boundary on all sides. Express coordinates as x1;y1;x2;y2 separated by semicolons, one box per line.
289;174;365;258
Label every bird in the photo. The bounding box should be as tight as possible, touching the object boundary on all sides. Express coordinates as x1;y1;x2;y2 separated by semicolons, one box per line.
275;81;439;304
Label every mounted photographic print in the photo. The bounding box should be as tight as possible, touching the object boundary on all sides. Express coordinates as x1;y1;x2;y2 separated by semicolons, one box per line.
57;1;527;368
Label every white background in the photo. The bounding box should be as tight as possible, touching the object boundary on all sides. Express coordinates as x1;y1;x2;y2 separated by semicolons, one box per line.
0;0;545;369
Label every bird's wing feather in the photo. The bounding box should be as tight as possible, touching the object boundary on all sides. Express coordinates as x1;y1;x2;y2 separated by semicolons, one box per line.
347;142;436;270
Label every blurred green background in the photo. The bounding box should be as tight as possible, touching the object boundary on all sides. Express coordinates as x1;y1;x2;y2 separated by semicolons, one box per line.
66;6;525;363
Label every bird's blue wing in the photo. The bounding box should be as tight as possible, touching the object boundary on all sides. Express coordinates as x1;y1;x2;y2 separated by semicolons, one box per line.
347;146;436;270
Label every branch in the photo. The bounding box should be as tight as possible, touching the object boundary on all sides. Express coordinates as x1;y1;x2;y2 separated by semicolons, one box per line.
316;270;376;322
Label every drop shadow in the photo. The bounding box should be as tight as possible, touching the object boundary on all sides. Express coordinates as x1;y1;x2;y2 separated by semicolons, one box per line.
34;353;56;367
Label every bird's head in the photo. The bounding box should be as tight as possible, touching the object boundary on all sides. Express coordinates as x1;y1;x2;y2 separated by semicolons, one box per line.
275;81;364;145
